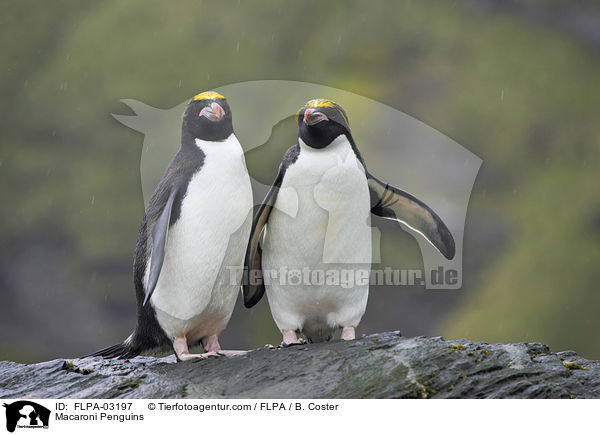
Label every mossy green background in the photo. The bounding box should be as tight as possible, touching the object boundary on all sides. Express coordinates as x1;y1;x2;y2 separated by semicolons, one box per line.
1;0;599;362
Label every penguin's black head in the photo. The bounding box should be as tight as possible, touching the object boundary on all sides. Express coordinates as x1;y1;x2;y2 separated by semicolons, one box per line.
182;91;233;142
296;99;351;149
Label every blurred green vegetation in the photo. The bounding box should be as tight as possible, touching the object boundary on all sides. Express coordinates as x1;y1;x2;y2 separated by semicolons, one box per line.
1;0;599;362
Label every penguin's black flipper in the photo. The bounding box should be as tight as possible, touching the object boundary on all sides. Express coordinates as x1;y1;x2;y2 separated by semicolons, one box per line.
143;184;181;306
367;172;455;260
242;170;284;308
243;145;299;308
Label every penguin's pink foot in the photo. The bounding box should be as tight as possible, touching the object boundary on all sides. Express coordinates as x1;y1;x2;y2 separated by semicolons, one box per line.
173;336;226;361
201;335;246;357
199;351;222;358
216;350;247;357
180;351;222;360
281;330;307;346
201;335;222;352
341;326;355;341
173;337;214;361
177;353;203;361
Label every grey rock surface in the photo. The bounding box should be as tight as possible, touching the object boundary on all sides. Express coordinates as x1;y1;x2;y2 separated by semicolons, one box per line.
1;332;598;398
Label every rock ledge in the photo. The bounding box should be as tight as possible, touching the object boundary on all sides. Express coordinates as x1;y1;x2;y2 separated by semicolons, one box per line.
1;332;598;398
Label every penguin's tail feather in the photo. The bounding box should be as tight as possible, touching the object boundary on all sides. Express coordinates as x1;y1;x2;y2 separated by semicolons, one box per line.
83;330;172;359
84;343;137;359
83;334;141;360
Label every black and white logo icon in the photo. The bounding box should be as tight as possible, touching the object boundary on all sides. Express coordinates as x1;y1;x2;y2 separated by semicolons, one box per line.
3;401;50;433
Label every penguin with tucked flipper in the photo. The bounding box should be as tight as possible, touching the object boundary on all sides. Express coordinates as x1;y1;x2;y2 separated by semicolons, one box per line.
87;91;253;360
242;99;455;345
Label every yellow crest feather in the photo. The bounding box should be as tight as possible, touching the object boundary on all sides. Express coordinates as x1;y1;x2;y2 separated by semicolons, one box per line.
296;99;349;127
190;91;225;102
305;99;338;108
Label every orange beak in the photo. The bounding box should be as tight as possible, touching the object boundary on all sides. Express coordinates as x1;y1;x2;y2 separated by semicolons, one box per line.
200;102;225;121
303;108;328;125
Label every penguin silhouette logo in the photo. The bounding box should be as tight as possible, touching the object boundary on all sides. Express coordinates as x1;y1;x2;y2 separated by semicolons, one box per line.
113;80;481;290
3;401;50;432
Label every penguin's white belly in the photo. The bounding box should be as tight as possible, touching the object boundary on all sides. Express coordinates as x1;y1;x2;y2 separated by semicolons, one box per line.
150;135;252;340
262;137;371;337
